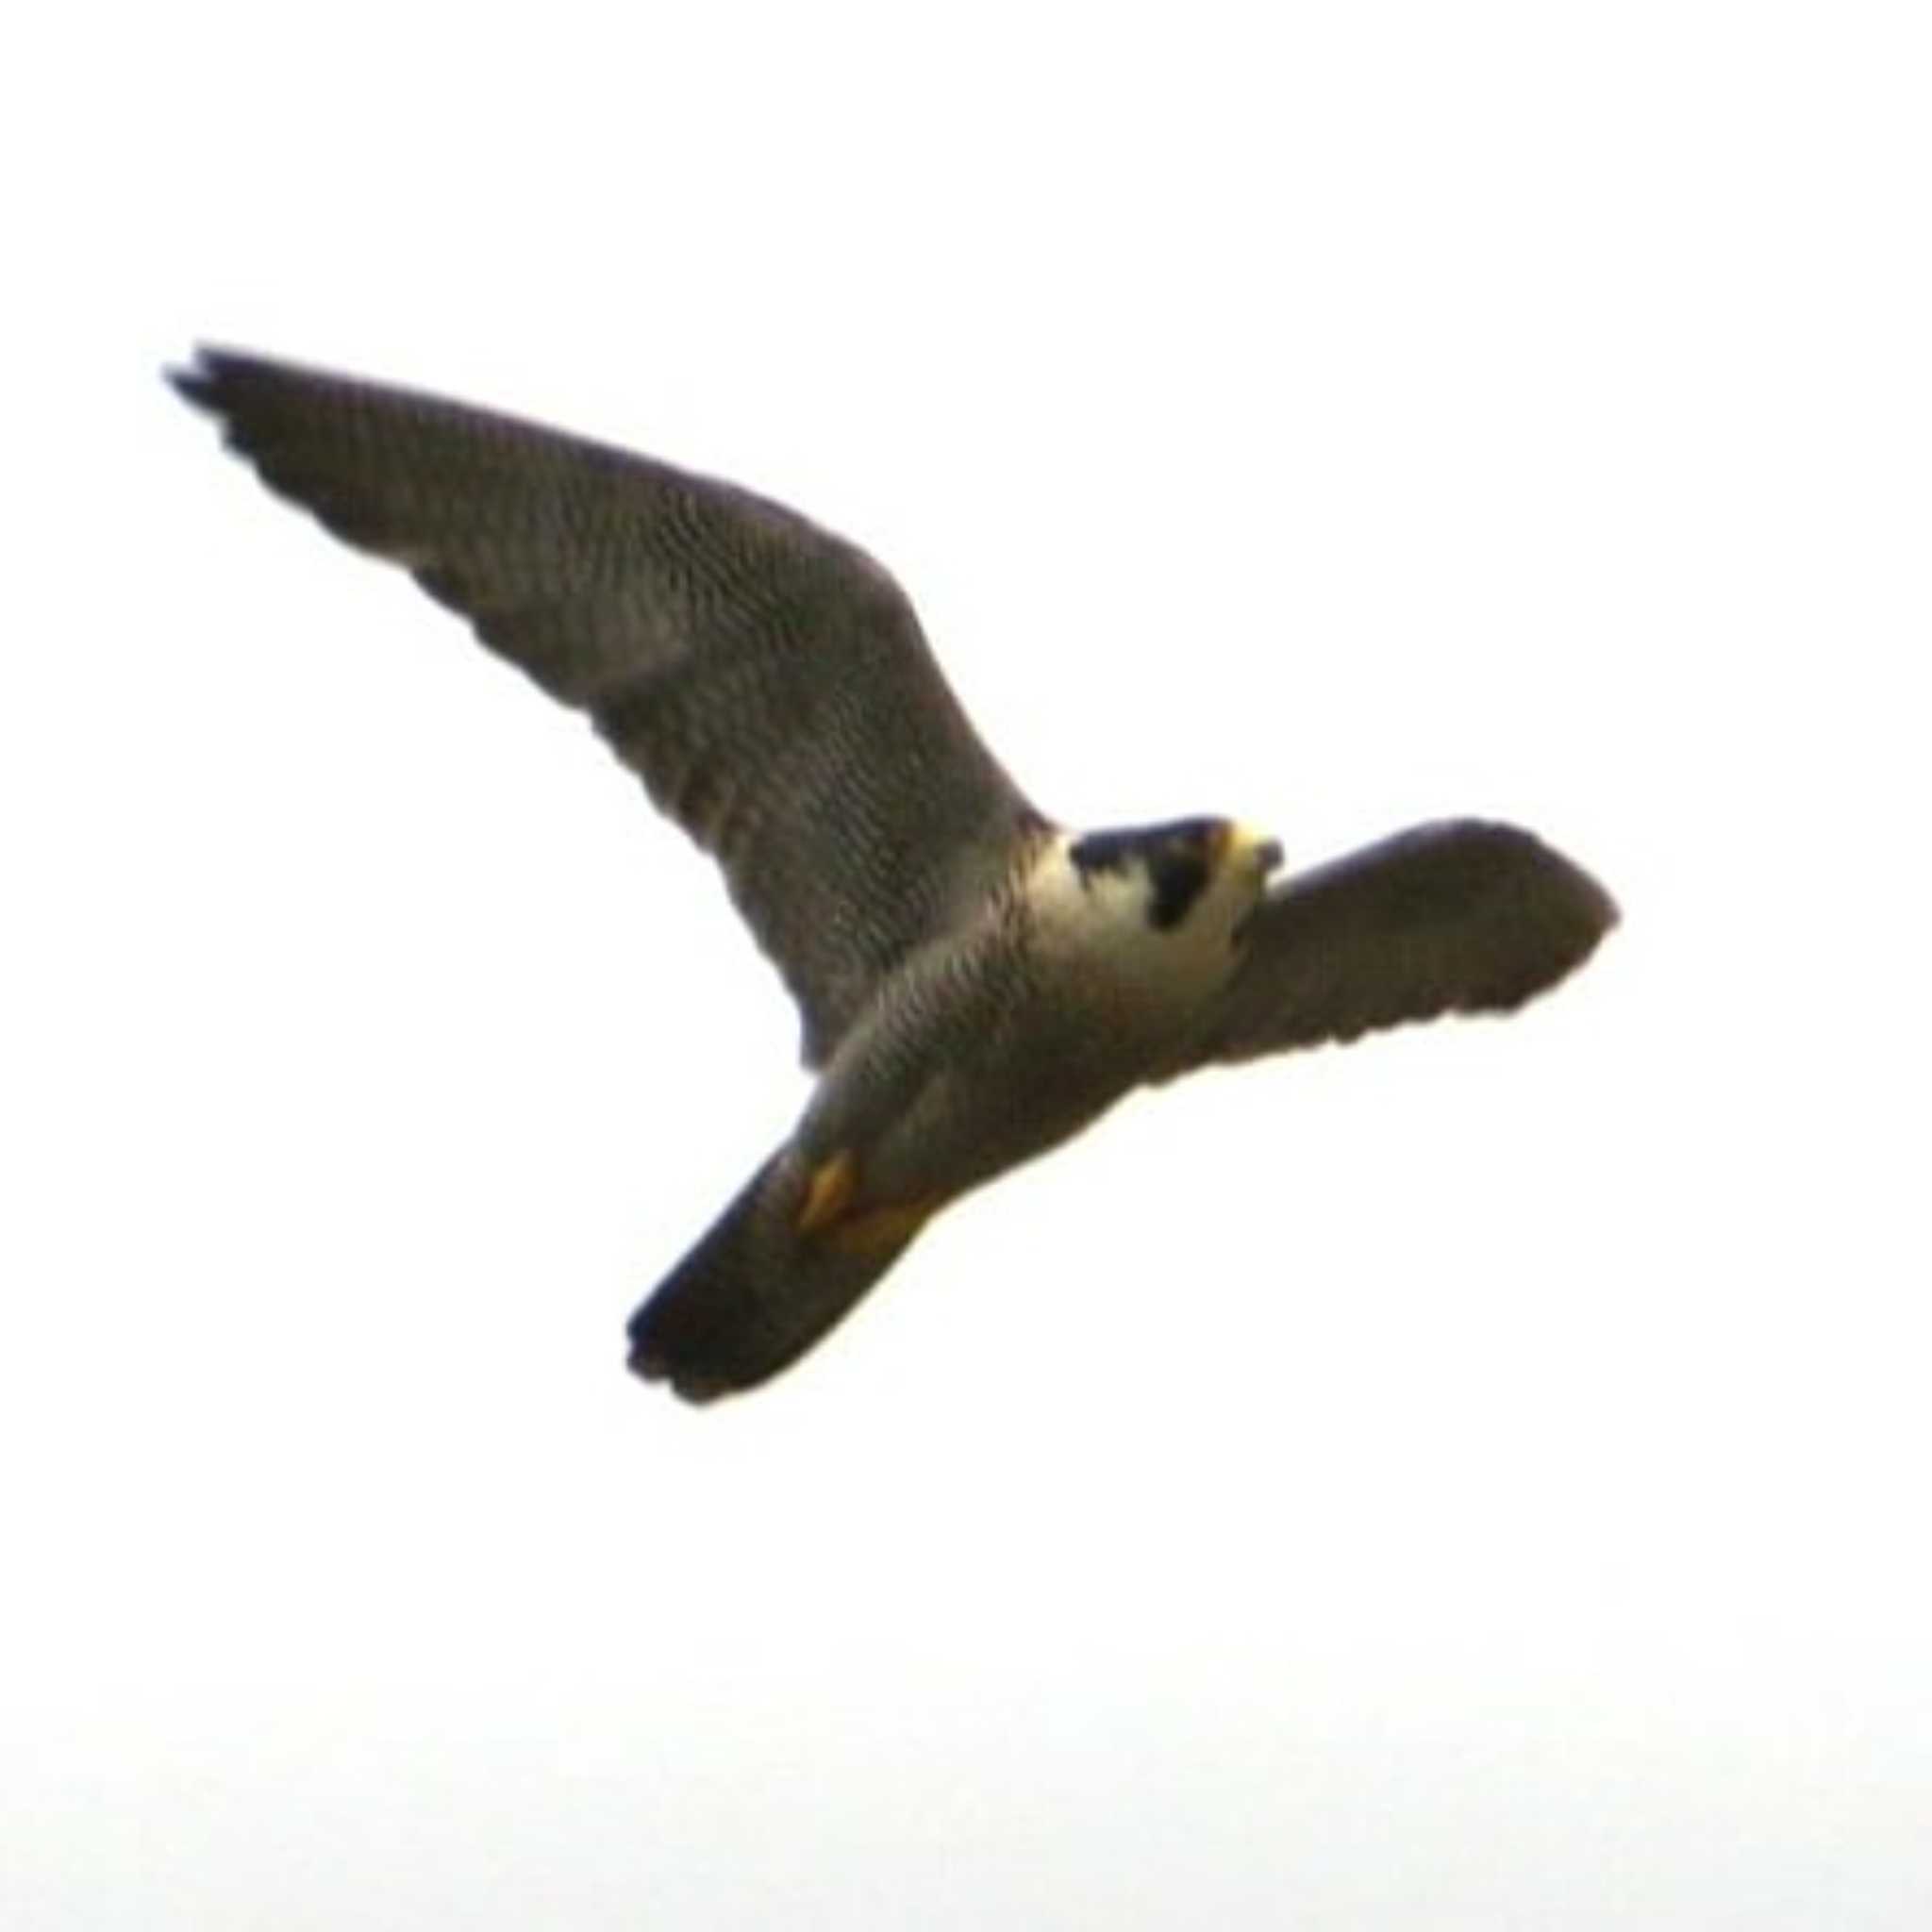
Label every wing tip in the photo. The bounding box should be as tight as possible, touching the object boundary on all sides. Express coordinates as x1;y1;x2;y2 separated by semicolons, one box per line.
166;345;281;443
165;347;219;414
1441;820;1619;1012
167;341;248;391
1440;815;1618;942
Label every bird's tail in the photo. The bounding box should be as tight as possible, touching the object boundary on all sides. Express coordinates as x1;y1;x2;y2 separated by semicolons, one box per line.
626;1149;926;1402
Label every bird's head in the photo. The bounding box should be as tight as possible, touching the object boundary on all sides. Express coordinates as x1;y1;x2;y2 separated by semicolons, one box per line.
1065;816;1283;947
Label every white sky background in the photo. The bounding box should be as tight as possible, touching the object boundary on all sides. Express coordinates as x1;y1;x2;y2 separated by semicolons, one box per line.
6;3;1928;1925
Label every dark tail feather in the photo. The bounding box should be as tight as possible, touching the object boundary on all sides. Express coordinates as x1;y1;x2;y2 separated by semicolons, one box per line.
627;1153;918;1403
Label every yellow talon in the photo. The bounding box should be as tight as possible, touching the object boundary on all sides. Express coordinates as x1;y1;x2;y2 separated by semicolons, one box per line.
828;1195;943;1256
797;1151;943;1252
796;1149;859;1233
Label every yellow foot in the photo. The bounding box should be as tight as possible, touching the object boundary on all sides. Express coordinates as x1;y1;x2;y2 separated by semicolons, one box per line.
795;1149;859;1234
828;1195;943;1256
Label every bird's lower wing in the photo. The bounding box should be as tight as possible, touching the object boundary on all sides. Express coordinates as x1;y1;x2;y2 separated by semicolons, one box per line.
1178;819;1617;1066
174;348;1040;1065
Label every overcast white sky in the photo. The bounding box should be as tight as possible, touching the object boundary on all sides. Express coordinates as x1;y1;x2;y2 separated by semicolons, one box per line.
7;4;1929;1926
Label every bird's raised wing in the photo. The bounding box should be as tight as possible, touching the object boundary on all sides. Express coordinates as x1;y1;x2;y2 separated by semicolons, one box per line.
173;348;1041;1065
1179;819;1616;1067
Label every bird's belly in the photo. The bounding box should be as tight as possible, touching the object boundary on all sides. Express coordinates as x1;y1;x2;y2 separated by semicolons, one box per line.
843;1006;1165;1210
795;921;1213;1221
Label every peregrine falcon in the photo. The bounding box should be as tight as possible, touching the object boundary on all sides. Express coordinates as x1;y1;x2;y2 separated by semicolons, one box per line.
172;348;1617;1402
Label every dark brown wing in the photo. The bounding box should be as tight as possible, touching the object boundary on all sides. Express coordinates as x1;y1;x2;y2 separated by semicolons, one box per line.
1183;819;1616;1065
173;347;1042;1065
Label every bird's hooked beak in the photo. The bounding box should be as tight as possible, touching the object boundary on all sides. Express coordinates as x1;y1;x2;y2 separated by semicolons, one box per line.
1224;825;1283;948
1229;825;1285;878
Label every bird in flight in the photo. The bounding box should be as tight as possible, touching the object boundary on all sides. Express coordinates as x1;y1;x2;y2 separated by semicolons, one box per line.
173;348;1616;1403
